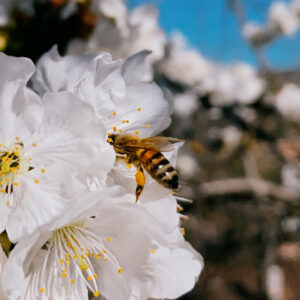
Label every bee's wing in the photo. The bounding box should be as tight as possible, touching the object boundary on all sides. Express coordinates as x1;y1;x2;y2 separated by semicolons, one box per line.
124;136;182;152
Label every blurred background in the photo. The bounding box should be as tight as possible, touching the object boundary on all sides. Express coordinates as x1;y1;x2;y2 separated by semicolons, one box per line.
1;0;300;299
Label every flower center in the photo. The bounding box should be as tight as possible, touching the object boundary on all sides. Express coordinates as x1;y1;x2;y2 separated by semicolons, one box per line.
32;224;123;298
0;141;32;202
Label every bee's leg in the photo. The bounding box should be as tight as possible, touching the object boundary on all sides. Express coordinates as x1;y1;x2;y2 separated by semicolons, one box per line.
135;164;145;203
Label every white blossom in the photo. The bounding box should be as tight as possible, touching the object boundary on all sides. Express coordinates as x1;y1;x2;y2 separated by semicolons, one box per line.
0;52;114;242
268;2;299;36
198;63;265;106
275;83;300;123
159;33;213;87
173;93;199;118
32;47;172;137
2;191;203;300
0;245;7;300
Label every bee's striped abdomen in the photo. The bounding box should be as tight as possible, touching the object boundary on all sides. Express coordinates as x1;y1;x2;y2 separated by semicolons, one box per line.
136;149;178;190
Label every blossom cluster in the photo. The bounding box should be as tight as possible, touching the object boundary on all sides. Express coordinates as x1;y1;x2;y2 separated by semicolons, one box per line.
0;48;203;299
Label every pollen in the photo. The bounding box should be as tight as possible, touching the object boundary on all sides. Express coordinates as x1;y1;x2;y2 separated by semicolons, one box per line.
127;164;132;168
15;137;20;141
94;274;98;279
5;178;9;182
146;124;150;128
94;291;100;297
40;288;45;293
137;108;142;111
13;182;19;186
32;143;37;147
180;227;185;236
61;273;67;278
107;237;112;242
88;276;92;281
151;249;156;254
119;129;123;133
113;126;117;132
6;201;10;207
118;267;123;274
1;189;5;193
71;279;75;284
96;253;101;260
107;137;112;143
112;111;116;115
135;130;139;135
104;257;108;261
34;179;39;184
59;259;63;264
41;168;45;173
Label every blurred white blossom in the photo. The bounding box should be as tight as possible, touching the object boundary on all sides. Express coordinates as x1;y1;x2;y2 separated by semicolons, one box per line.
173;93;199;118
269;2;299;36
275;84;300;123
159;33;213;87
198;63;265;106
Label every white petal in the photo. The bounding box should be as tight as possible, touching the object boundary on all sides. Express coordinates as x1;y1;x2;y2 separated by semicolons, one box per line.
140;242;204;299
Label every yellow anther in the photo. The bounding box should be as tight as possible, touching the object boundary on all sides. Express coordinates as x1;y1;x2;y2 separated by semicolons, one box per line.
90;253;94;257
73;248;89;271
113;126;117;132
10;167;16;172
73;255;77;259
40;288;45;293
135;131;139;135
127;164;132;169
146;124;150;128
118;267;123;274
61;273;67;278
1;161;11;173
88;276;92;281
171;191;174;195
112;111;116;115
6;201;10;207
107;138;112;143
151;249;156;254
67;243;72;248
41;168;45;173
13;182;19;186
103;249;107;254
96;253;101;260
15;137;20;141
119;129;123;133
63;268;66;272
1;189;5;193
0;181;3;185
59;259;63;264
71;279;75;284
93;274;98;279
32;143;37;147
94;291;100;297
137;108;142;111
122;120;126;124
14;151;19;156
107;237;111;242
15;146;19;150
34;179;39;184
5;178;9;182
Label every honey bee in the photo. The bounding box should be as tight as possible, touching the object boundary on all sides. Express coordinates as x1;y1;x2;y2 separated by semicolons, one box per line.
108;134;180;201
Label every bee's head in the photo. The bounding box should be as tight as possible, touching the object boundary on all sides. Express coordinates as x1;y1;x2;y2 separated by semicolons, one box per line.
107;133;117;145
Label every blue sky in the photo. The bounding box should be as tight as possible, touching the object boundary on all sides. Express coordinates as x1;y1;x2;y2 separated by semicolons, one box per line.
127;0;300;69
